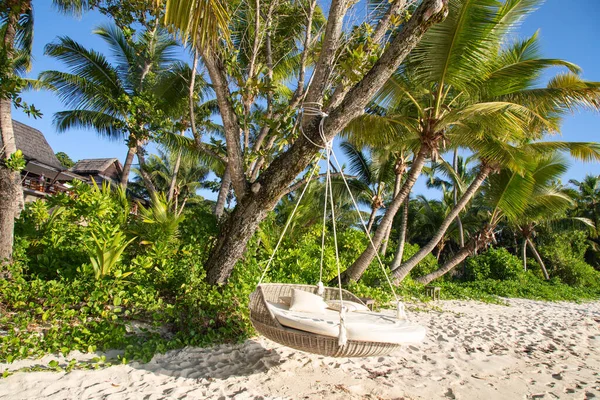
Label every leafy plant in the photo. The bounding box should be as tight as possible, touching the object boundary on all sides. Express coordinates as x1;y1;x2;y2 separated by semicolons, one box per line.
89;229;136;280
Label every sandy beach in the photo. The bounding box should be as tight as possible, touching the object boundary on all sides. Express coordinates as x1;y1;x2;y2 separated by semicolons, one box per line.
1;298;599;399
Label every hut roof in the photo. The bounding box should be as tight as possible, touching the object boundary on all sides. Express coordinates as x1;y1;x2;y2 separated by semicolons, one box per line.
70;158;122;175
4;120;65;170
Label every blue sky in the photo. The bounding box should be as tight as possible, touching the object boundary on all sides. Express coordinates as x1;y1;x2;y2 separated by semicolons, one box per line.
11;0;600;201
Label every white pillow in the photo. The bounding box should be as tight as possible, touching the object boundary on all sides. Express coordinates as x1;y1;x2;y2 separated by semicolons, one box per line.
289;289;328;314
326;300;370;312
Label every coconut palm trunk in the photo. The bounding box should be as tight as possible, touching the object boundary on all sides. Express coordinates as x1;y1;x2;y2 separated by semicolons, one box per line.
527;239;550;280
521;237;528;271
415;225;495;285
0;4;23;263
120;145;136;188
168;131;186;203
366;206;379;234
338;146;430;284
380;172;403;255
136;146;157;198
390;199;409;270
392;165;492;282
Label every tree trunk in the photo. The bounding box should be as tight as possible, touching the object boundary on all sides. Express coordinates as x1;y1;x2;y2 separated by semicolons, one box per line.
380;172;403;256
522;237;527;271
168;131;186;204
215;165;231;219
0;4;24;264
0;167;19;263
168;150;182;203
390;199;409;270
120;145;136;188
366;206;378;234
205;187;281;284
453;150;465;248
527;239;550;280
339;146;429;283
202;0;449;284
391;165;491;282
135;146;157;198
415;225;495;285
416;242;472;285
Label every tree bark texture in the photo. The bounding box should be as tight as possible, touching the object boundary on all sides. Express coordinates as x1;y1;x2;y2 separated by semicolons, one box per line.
390;199;409;270
215;165;231;219
415;225;495;285
203;0;449;284
391;165;491;282
120;145;136;188
338;146;429;284
0;4;22;263
527;239;550;280
380;172;403;256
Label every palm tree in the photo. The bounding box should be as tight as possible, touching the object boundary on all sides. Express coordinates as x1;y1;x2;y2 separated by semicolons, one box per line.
40;24;180;193
132;148;210;212
341;0;600;283
415;153;597;285
0;0;90;261
336;142;395;234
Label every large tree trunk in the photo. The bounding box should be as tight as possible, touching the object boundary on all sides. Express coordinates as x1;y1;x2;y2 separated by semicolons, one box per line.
391;165;491;282
527;239;550;280
415;225;495;285
390;199;409;270
215;165;231;219
380;172;403;256
120;145;136;188
338;146;429;283
0;166;20;263
0;5;21;264
202;0;449;284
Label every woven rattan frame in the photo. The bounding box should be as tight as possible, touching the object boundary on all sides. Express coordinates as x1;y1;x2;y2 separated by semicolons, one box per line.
249;283;402;357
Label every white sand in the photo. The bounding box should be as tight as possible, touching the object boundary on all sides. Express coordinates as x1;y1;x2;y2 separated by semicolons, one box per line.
1;298;599;399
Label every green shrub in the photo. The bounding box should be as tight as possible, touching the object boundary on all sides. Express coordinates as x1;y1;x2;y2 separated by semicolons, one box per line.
465;247;523;281
538;231;600;288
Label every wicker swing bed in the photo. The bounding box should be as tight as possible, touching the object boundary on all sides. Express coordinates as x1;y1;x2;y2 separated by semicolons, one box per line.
248;105;426;358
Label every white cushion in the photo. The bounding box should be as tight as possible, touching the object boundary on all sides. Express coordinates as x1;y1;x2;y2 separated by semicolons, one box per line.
288;289;328;314
326;300;370;312
267;302;426;345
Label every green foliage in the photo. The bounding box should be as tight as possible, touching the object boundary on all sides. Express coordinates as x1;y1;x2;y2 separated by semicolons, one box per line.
55;152;75;168
89;228;135;280
538;231;600;288
3;150;26;172
440;273;600;302
465;247;524;281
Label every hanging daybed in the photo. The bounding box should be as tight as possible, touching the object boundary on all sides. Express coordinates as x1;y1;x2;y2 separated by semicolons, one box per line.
249;104;426;358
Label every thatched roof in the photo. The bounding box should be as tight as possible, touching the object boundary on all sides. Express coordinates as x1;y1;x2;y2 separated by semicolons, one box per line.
70;158;122;175
4;120;65;170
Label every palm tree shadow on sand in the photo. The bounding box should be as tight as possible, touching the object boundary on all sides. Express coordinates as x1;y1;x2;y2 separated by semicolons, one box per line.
132;339;282;380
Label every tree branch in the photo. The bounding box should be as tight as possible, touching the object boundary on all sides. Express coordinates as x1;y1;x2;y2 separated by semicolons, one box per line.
372;0;407;44
202;49;248;199
303;0;347;106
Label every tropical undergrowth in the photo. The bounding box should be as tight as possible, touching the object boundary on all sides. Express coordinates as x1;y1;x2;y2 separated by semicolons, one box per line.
2;183;600;367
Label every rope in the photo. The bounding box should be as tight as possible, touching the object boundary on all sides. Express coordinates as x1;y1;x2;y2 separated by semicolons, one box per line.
257;153;323;285
325;143;348;346
330;150;407;320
